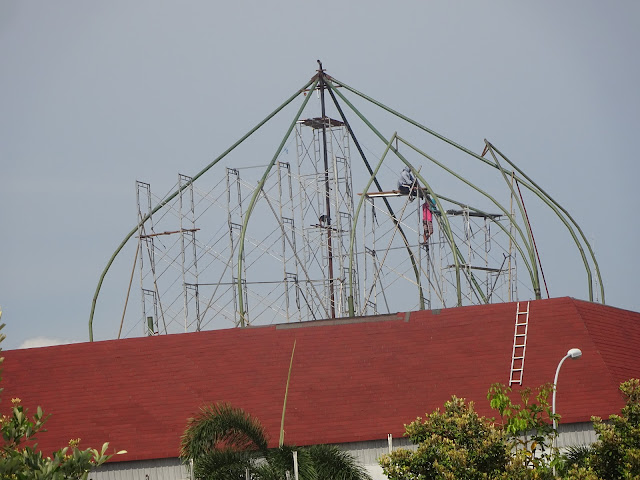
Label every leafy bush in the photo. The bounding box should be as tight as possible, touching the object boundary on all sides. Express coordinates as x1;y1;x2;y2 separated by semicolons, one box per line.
0;315;120;480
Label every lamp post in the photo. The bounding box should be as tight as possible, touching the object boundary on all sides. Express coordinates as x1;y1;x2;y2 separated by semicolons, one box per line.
552;347;582;474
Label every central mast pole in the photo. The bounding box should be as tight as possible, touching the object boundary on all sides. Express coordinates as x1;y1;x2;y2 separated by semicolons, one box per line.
317;60;336;318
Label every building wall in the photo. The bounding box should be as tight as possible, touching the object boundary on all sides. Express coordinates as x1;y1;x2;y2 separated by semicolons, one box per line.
90;458;190;480
90;424;596;480
337;436;415;480
557;421;597;449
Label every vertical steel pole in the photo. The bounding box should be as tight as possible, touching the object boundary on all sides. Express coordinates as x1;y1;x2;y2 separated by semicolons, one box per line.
317;60;336;318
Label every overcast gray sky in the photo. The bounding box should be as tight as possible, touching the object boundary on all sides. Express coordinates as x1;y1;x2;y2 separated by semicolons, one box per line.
1;1;638;350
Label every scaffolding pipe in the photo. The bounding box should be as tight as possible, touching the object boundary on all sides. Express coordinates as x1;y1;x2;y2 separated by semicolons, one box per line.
325;82;424;315
88;76;316;340
236;78;318;327
317;61;336;318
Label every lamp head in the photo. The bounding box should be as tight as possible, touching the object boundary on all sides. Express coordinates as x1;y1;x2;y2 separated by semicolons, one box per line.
567;348;582;359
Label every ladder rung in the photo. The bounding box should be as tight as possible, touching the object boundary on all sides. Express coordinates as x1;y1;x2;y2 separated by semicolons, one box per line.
513;356;524;360
514;344;526;348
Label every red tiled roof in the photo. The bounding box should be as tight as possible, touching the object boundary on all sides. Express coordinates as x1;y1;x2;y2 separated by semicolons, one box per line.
3;297;639;462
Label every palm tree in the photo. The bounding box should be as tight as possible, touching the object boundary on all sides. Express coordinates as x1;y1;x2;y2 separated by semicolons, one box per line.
555;444;593;477
180;402;372;480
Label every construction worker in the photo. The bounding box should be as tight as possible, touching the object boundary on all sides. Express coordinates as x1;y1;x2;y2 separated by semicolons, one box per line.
397;166;416;195
398;166;425;203
422;196;438;244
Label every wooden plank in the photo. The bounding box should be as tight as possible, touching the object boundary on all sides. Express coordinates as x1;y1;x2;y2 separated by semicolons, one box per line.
358;191;404;198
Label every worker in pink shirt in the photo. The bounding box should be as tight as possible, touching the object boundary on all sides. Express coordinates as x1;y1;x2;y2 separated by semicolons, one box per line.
422;196;436;244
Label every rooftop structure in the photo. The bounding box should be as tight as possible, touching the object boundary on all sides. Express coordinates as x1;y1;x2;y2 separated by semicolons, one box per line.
89;64;604;342
5;297;638;472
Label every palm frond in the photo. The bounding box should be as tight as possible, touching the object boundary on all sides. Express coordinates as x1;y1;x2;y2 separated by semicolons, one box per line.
193;449;253;480
179;403;371;480
266;445;318;480
306;444;373;480
181;402;269;460
564;444;592;467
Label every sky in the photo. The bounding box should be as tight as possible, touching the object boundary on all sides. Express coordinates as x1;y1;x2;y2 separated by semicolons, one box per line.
1;1;638;350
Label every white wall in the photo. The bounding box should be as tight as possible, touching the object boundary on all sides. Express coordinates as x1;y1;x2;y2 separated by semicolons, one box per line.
90;424;596;480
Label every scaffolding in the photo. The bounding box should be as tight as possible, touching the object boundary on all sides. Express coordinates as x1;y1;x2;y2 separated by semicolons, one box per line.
131;118;364;336
131;125;522;337
90;64;602;341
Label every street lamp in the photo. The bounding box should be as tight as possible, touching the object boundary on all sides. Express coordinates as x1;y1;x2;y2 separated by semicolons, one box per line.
552;348;582;474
